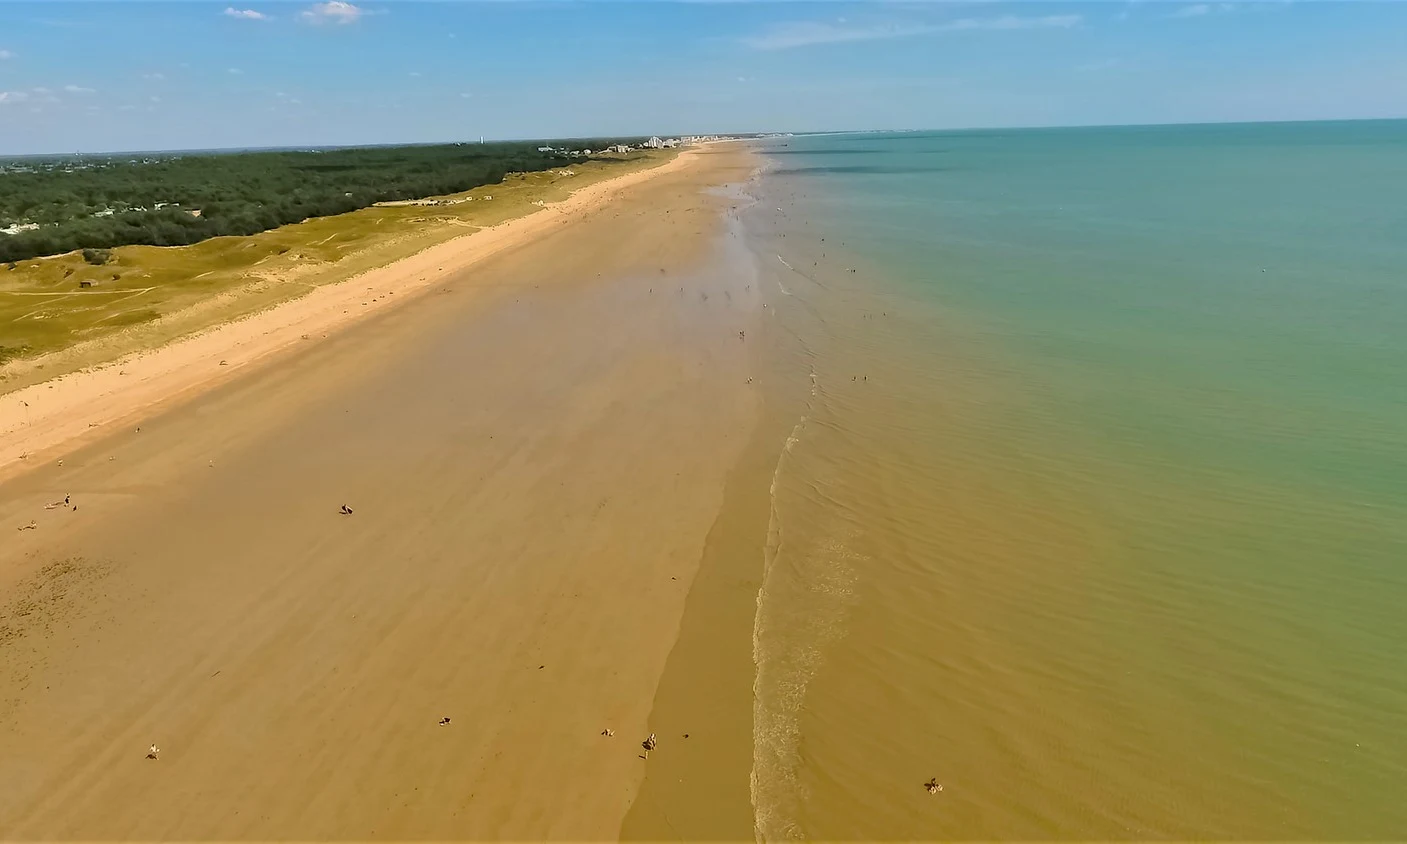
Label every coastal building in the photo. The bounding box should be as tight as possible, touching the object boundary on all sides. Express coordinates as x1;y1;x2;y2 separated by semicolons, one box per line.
645;136;664;149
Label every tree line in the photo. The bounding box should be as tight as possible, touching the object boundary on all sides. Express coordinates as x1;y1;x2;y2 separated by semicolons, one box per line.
0;141;640;263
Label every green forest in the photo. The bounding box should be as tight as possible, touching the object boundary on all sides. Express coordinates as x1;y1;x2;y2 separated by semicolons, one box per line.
0;141;640;263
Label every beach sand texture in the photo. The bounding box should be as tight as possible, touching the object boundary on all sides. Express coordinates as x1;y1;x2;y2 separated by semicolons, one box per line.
0;151;692;481
0;145;761;839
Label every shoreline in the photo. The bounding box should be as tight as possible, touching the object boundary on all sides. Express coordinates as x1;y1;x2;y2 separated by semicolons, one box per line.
0;148;699;483
0;143;763;839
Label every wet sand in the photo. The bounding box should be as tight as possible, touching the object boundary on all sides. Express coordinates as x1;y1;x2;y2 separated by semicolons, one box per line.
0;146;761;839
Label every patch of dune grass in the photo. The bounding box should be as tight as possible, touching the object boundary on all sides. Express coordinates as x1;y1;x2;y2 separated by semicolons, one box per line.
0;152;673;392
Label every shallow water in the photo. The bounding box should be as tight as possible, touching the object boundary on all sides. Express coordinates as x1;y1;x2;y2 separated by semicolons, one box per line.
742;122;1407;839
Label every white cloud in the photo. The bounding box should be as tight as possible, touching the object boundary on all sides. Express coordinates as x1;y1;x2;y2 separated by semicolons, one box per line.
0;49;13;60
64;84;96;94
149;95;161;103
0;91;29;105
228;68;243;75
1167;3;1235;18
459;92;472;99
143;72;166;81
743;14;1081;51
409;71;422;78
301;1;363;25
32;86;50;94
223;7;269;21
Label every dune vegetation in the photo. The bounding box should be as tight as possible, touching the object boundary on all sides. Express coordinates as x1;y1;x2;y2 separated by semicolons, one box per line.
0;149;670;388
0;141;648;263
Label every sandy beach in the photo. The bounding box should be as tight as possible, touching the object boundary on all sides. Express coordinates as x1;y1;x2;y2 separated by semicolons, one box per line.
0;144;761;838
0;150;695;483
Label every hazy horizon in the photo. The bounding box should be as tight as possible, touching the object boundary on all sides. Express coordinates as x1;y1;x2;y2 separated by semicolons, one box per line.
6;117;1407;160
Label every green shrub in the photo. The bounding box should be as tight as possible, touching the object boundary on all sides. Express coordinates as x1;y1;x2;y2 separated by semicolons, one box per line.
81;247;112;266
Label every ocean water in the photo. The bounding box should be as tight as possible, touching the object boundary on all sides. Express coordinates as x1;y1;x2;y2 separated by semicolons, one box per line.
741;122;1407;839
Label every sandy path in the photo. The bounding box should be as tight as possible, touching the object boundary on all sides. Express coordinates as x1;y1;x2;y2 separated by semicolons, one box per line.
0;147;760;839
0;149;699;484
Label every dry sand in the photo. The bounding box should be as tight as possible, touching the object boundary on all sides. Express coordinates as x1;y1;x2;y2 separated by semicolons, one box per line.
0;149;697;484
0;146;761;839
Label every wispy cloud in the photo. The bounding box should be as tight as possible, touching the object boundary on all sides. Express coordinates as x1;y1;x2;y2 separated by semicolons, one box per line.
0;49;13;60
301;1;364;25
143;72;166;81
0;91;29;105
1166;3;1235;18
228;68;244;75
408;71;422;78
459;92;472;99
743;14;1081;51
64;84;96;94
223;7;269;21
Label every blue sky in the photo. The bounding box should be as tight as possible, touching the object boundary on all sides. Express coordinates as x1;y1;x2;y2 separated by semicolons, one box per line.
1;1;1405;154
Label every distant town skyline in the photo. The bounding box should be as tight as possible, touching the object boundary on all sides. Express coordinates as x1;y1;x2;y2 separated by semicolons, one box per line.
3;1;1406;156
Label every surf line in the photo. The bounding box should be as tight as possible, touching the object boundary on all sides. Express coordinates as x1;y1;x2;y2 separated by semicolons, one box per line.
774;255;796;295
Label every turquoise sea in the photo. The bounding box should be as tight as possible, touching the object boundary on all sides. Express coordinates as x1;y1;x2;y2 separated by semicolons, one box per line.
743;121;1407;839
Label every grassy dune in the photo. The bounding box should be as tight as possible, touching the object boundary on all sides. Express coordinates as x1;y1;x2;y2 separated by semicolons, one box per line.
0;152;670;392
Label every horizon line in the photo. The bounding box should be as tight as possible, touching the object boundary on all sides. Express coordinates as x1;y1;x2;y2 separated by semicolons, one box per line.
3;116;1403;159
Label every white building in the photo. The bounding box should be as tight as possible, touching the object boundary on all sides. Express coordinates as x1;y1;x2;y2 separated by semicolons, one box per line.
645;136;664;149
